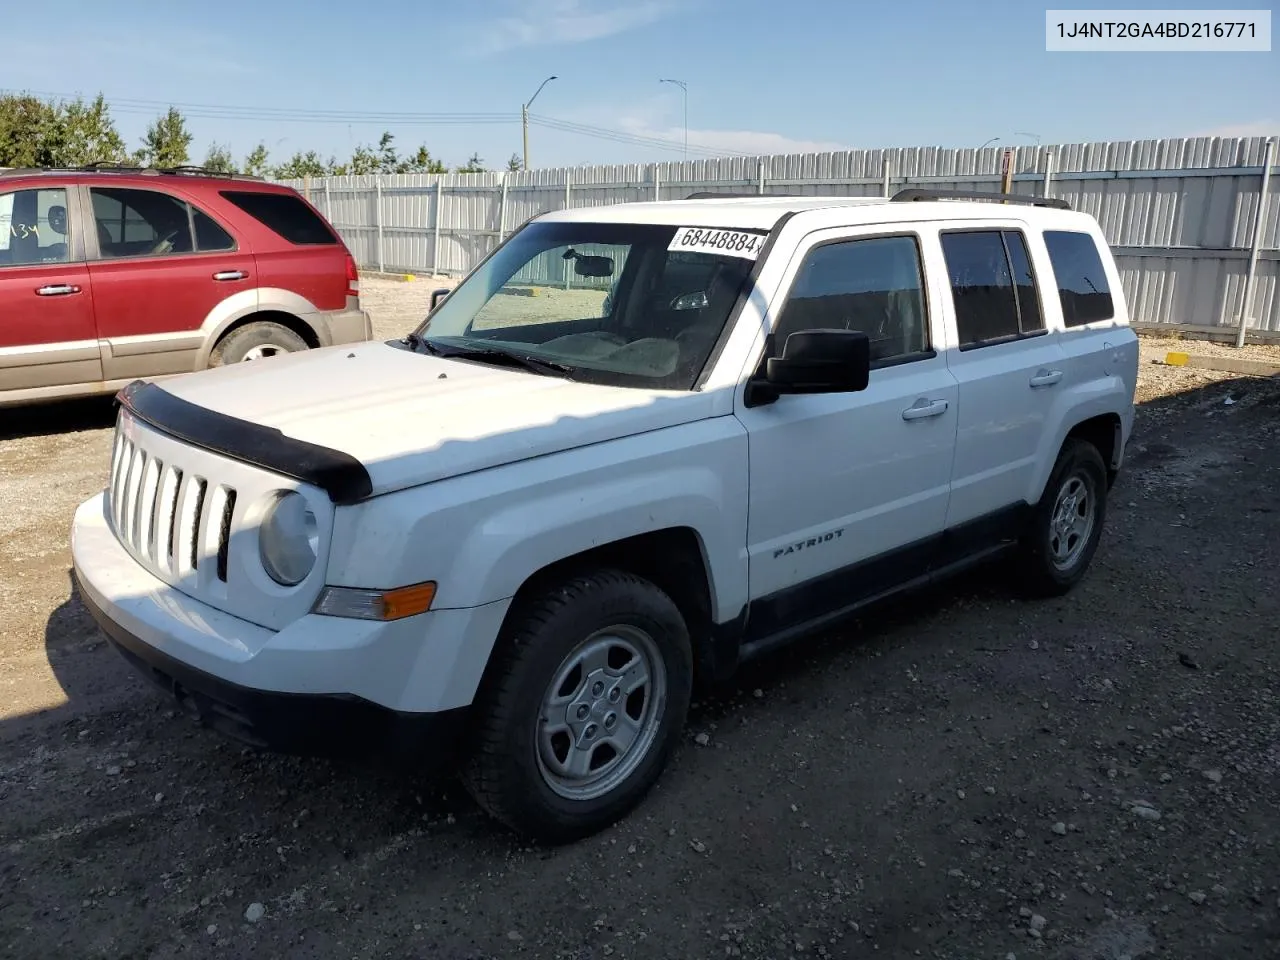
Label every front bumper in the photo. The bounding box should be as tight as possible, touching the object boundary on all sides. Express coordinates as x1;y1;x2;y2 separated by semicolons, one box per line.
80;583;467;760
70;492;508;761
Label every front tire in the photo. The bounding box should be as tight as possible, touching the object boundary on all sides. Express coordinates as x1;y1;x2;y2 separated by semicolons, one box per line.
461;569;693;844
1014;438;1108;597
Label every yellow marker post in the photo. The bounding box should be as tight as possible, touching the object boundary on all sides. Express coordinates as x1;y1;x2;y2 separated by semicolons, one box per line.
1165;351;1190;366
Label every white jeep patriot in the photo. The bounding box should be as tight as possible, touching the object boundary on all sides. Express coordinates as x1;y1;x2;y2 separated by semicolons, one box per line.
71;189;1139;843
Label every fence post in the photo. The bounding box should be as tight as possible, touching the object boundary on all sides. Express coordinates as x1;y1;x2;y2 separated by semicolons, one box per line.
375;177;384;273
498;175;508;244
323;179;331;218
757;158;766;194
882;156;892;197
564;171;572;210
1043;150;1055;200
432;179;443;277
1236;135;1277;348
653;164;661;201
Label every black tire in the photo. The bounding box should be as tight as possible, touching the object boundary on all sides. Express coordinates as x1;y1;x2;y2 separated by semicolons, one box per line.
461;569;693;844
209;321;309;367
1014;438;1109;598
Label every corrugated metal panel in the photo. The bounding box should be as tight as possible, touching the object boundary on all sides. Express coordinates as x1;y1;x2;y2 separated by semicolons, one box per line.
276;135;1280;332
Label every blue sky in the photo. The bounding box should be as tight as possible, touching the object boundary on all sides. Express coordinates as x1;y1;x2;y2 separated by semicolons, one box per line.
5;0;1277;170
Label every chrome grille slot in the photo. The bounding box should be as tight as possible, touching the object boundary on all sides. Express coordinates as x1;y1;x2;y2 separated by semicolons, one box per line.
124;446;147;549
165;469;183;567
216;488;237;583
189;479;208;571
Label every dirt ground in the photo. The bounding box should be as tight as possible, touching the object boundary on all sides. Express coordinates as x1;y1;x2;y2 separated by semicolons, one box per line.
2;279;1280;959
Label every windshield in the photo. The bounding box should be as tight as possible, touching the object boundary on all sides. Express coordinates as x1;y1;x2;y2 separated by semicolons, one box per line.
411;220;763;390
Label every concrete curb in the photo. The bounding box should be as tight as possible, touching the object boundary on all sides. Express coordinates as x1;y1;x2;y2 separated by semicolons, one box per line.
1160;352;1280;377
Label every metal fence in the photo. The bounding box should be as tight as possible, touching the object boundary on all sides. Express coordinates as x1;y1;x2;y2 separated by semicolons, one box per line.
279;136;1280;336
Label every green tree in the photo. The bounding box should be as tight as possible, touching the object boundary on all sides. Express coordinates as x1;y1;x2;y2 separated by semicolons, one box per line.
135;107;192;168
202;142;237;173
455;152;486;173
396;144;447;174
507;152;522;172
57;95;127;166
273;150;328;179
242;143;270;177
0;94;63;167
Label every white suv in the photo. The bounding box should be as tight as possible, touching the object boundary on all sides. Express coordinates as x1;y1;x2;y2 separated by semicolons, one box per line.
71;189;1139;843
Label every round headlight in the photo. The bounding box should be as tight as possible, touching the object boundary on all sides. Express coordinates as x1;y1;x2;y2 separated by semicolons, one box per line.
259;491;319;586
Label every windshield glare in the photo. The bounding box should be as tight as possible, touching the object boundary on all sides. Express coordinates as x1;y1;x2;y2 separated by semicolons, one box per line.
415;221;760;390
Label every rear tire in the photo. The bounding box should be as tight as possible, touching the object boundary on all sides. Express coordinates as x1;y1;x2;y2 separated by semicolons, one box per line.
209;321;309;366
1014;438;1108;598
461;569;693;844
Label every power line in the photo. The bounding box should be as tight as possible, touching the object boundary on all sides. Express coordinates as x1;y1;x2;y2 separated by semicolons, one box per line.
2;88;747;159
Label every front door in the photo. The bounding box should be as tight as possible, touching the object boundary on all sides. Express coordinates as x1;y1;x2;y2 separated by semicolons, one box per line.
83;185;255;380
736;227;959;643
0;184;101;395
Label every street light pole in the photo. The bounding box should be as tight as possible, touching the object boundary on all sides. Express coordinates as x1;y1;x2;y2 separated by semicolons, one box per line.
660;79;688;161
522;75;558;171
978;137;1000;150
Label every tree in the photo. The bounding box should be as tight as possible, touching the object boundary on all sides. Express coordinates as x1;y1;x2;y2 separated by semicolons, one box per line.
0;94;63;167
272;150;327;179
397;144;447;174
507;152;522;172
242;143;270;177
202;142;237;174
136;107;192;168
57;95;127;166
455;152;486;173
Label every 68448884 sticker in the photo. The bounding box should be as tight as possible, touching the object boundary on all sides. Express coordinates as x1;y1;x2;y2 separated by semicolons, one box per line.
667;226;769;260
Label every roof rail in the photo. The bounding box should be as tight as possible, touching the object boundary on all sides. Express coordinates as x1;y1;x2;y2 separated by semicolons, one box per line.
890;188;1070;210
683;191;800;200
0;164;263;181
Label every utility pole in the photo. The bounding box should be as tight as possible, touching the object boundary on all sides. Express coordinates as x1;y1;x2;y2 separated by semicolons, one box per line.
522;75;558;171
660;79;688;161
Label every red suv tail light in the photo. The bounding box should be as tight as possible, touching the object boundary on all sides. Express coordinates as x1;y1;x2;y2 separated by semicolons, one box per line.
345;253;359;298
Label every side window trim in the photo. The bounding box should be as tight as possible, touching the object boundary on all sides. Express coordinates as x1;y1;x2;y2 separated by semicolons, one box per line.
940;225;1049;352
765;228;939;372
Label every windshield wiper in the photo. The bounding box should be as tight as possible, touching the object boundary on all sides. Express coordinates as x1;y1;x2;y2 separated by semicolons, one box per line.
430;342;576;378
402;331;441;355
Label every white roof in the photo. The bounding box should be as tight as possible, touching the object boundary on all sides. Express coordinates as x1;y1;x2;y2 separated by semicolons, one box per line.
537;195;1089;231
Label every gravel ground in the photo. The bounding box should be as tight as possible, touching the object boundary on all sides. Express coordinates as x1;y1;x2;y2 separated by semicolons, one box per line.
2;279;1279;959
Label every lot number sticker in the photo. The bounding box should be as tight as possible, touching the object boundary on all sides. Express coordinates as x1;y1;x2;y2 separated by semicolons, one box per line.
669;226;768;260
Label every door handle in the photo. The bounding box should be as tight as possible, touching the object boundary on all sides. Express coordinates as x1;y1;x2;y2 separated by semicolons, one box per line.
1030;369;1064;388
212;270;248;281
902;398;949;421
35;284;82;296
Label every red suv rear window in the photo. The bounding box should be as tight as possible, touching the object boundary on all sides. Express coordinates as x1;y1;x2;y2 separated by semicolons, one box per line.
219;191;337;246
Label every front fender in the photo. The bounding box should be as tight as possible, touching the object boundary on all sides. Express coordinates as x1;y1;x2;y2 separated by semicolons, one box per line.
325;418;751;622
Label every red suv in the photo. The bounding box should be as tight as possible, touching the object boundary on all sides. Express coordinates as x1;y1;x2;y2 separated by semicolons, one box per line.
0;165;371;408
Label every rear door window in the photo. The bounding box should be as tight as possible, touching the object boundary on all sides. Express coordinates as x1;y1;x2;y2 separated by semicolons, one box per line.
940;229;1045;349
0;187;72;266
220;191;337;245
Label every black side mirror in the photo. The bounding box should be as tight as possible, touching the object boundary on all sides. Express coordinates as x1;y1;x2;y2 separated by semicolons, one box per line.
430;288;450;311
745;329;870;407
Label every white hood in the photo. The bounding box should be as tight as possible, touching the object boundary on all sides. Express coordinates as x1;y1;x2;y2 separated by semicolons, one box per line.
154;341;719;496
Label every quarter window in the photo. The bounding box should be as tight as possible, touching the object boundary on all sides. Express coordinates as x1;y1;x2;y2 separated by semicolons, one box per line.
773;235;930;366
940;229;1045;348
0;188;72;266
1044;230;1115;327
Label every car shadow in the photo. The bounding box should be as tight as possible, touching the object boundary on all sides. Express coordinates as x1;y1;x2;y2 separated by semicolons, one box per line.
0;395;118;442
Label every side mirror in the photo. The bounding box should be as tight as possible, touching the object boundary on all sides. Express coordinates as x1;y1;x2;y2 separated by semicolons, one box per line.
430;288;450;311
746;329;870;406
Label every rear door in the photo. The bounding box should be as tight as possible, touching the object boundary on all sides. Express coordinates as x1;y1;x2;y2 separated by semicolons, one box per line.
0;183;101;394
83;184;255;380
217;189;350;312
935;222;1067;529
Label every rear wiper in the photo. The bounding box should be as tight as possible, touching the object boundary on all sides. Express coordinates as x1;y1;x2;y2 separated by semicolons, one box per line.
431;343;575;378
